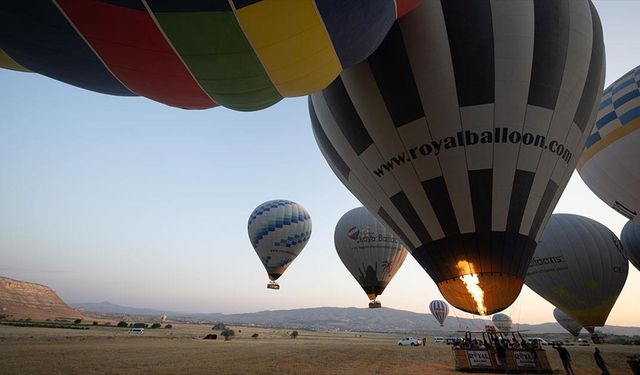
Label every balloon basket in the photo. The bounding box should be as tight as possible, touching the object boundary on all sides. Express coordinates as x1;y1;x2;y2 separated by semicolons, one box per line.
267;282;280;290
368;301;382;309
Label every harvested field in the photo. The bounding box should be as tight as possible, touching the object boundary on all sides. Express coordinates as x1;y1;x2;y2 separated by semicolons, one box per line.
0;324;636;374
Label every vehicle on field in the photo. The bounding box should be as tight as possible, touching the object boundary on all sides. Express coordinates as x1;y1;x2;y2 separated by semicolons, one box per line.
128;327;144;334
578;338;591;346
526;337;549;345
434;336;445;343
398;337;420;346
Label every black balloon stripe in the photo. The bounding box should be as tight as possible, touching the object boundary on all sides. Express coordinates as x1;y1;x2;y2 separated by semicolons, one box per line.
440;0;495;107
322;77;373;156
528;180;559;238
573;1;605;131
367;22;425;128
506;170;536;234
390;191;432;245
422;177;459;237
377;207;416;249
308;97;351;181
468;169;493;233
528;0;570;110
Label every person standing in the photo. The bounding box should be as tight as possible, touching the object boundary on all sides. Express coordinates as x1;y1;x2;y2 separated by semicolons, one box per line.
552;343;574;375
594;347;610;375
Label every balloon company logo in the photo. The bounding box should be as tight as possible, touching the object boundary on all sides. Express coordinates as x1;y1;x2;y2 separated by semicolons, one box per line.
347;228;399;244
347;227;360;240
527;255;569;275
373;128;573;178
529;255;565;267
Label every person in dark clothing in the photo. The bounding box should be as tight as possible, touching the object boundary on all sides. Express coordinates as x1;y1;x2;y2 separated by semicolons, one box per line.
594;347;610;375
552;343;574;375
495;340;507;371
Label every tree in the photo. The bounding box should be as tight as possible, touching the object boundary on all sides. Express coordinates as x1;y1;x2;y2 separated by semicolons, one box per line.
290;331;299;339
117;321;128;328
220;328;235;341
92;321;99;326
150;323;161;329
165;324;172;329
212;322;226;330
74;319;82;324
251;333;259;339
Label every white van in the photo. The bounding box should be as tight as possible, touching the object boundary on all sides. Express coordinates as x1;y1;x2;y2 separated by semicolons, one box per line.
434;336;445;343
128;327;144;335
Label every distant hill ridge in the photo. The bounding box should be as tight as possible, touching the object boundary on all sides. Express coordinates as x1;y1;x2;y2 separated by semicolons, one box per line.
0;276;80;320
70;301;640;337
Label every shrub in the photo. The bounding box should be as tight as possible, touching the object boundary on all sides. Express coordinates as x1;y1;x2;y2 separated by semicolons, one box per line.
92;321;98;326
212;322;226;330
74;319;82;324
220;328;235;341
290;331;299;339
117;321;128;328
252;333;259;339
104;322;111;326
150;323;161;329
165;324;172;329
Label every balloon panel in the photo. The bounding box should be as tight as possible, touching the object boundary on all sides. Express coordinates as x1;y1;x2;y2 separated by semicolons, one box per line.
311;0;605;315
621;220;640;271
248;200;312;281
0;1;419;111
579;65;640;221
334;207;408;300
525;214;628;328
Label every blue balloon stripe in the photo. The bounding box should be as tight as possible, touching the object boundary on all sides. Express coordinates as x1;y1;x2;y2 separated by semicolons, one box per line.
273;231;312;248
251;216;311;247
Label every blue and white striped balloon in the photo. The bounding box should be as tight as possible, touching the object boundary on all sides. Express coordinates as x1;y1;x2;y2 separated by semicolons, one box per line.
429;300;449;327
248;200;312;283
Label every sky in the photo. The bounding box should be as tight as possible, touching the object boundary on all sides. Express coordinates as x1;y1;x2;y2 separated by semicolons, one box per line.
1;1;639;327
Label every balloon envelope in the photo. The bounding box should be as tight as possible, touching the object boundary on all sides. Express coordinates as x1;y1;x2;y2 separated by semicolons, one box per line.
525;214;628;331
334;207;408;301
620;220;640;271
429;300;449;327
247;200;311;282
0;1;420;111
578;65;640;221
310;0;605;315
553;308;583;338
491;313;512;332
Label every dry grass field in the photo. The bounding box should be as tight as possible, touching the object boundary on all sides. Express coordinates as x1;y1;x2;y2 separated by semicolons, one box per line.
0;323;637;374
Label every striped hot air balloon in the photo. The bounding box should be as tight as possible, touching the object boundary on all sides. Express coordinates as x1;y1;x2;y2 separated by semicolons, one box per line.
334;207;409;308
247;200;311;289
429;300;449;327
491;313;512;332
579;65;640;221
0;0;420;111
310;0;605;315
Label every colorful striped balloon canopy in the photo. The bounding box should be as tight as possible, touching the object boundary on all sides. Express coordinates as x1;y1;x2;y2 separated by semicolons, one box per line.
0;0;420;111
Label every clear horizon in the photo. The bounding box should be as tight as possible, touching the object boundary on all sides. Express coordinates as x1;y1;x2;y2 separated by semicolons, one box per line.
1;0;639;327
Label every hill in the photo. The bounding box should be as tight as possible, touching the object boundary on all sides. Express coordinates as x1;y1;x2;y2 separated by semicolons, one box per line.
0;276;81;321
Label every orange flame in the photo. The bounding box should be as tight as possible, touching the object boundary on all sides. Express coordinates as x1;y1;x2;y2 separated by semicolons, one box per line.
456;260;487;316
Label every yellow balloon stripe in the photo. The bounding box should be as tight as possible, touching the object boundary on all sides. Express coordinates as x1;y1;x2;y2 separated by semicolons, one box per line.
578;117;640;169
235;0;342;97
0;48;30;72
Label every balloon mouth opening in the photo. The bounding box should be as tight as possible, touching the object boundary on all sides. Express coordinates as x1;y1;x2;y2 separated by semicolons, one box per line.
437;269;523;316
366;293;378;301
268;273;282;282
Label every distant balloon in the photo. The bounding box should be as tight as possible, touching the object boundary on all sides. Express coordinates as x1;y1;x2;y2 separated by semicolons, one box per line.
620;220;640;271
525;214;628;332
0;1;420;111
491;313;512;332
160;315;167;324
553;308;583;339
310;0;605;315
578;65;640;221
334;207;408;308
247;200;311;289
429;300;449;327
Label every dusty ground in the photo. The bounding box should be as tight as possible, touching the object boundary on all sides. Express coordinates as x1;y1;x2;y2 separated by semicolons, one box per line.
0;324;637;374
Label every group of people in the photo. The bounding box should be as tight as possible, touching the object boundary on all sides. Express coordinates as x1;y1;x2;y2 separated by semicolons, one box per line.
552;342;609;375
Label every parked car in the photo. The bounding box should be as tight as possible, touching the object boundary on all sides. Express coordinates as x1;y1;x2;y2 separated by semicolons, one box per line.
445;337;459;345
434;336;445;343
527;337;549;345
128;327;144;335
398;337;420;346
578;338;591;346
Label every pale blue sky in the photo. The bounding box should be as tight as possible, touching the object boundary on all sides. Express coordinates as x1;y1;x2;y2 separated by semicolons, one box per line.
1;1;639;325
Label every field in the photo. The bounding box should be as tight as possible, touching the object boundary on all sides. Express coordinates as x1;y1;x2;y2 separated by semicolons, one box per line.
0;324;637;374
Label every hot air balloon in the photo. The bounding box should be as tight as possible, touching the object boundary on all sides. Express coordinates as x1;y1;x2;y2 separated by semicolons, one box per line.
334;207;408;308
310;0;605;315
429;300;449;327
0;1;420;111
491;313;512;332
620;220;640;271
553;308;583;339
160;315;167;324
525;214;628;334
247;200;311;289
578;65;640;221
